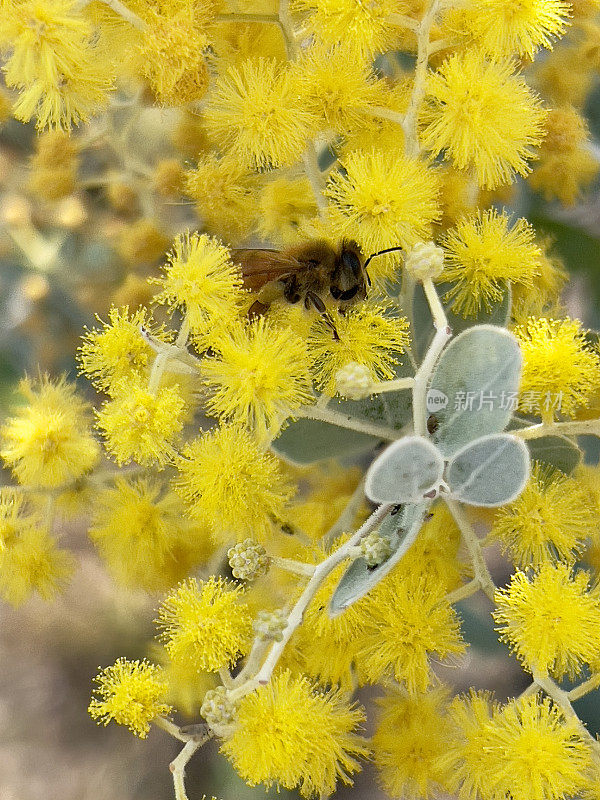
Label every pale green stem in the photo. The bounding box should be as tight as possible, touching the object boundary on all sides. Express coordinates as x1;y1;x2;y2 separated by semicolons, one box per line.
231;637;274;689
228;504;394;701
97;0;146;29
302;144;327;216
444;578;480;605
367;105;407;127
170;740;203;800
387;12;419;31
175;314;191;349
444;498;496;601
412;322;451;436
423;278;448;329
371;376;415;395
296;405;400;441
154;716;190;743
515;418;600;440
403;0;443;156
270;556;316;576
533;672;600;751
517;682;540;701
568;673;600;701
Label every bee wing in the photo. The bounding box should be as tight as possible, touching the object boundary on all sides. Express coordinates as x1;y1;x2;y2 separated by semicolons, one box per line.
232;249;301;292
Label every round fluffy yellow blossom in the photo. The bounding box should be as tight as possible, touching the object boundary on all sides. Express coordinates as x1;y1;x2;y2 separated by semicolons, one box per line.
489;463;595;568
1;376;100;488
154;232;245;339
440;210;542;317
256;176;318;246
443;692;592;800
437;166;479;229
149;643;217;719
89;478;212;592
515;317;600;418
28;128;78;200
117;218;170;266
511;237;567;321
212;17;287;67
156;577;253;673
494;562;600;679
96;378;186;466
290;44;385;136
460;0;572;58
0;490;34;552
221;670;369;798
89;658;172;739
420;51;547;189
373;687;453;800
325;148;439;281
290;0;406;57
202;317;313;439
0;524;75;606
205;58;317;170
152;158;184;197
529;146;598;204
307;302;410;395
173;424;293;543
184;154;256;242
137;4;212;105
359;570;465;692
78;306;167;395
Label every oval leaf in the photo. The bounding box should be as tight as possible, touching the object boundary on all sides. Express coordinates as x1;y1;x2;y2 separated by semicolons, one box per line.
365;436;444;504
428;325;522;457
272;418;377;465
447;433;530;507
329;502;430;617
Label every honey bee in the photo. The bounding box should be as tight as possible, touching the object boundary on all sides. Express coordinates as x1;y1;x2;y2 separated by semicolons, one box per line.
233;240;369;328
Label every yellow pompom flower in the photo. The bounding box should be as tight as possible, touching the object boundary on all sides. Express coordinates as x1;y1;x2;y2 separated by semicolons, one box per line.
0;524;75;606
440;210;542;317
494;562;600;679
373;687;453;800
202;317;313;439
307;302;410;395
78;306;166;395
1;376;100;488
291;0;406;57
205;58;316;170
256;176;318;246
0;490;33;552
173;424;293;543
325;148;439;281
184;154;256;242
221;670;369;798
88;658;172;739
96;379;186;466
149;643;216;719
154;232;245;339
460;0;572;58
156;577;252;673
420;51;546;189
28;128;78;200
515;317;600;419
443;692;591;800
511;237;567;321
489;463;596;568
359;570;465;692
89;478;212;592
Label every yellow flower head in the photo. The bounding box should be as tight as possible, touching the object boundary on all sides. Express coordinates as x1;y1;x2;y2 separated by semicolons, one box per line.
156;577;253;673
205;58;316;170
256;176;318;246
494;562;600;679
444;692;591;800
325;148;439;281
88;658;172;738
0;524;75;606
440;210;542;317
529;147;599;205
89;478;212;592
511;236;567;321
420;51;547;189
1;375;100;488
184;155;256;242
460;0;572;58
489;463;596;568
291;0;406;57
28;128;78;200
117;218;170;266
154;232;245;339
221;670;369;798
202;317;313;439
0;490;34;551
173;424;293;543
307;301;410;394
515;316;600;418
149;642;217;719
373;687;452;800
96;379;187;466
78;306;166;395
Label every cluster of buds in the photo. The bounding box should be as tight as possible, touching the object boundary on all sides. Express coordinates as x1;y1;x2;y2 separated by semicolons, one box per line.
227;539;270;581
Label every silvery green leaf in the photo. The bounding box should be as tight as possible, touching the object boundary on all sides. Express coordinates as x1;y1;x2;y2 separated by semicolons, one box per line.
509;417;582;475
447;433;530;507
272;418;378;465
428;325;522;458
329;502;429;616
365;436;444;504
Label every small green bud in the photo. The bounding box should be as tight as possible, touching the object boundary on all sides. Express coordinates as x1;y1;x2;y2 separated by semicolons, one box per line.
227;538;270;581
405;241;444;281
200;686;237;733
335;361;373;400
360;531;393;567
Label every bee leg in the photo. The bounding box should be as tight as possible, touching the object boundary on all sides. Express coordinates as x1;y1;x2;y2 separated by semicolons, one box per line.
305;291;340;341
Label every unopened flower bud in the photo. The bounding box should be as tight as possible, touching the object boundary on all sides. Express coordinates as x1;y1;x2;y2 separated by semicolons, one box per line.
335;362;373;400
405;241;444;281
360;531;393;567
253;609;287;642
200;686;237;732
227;539;270;581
